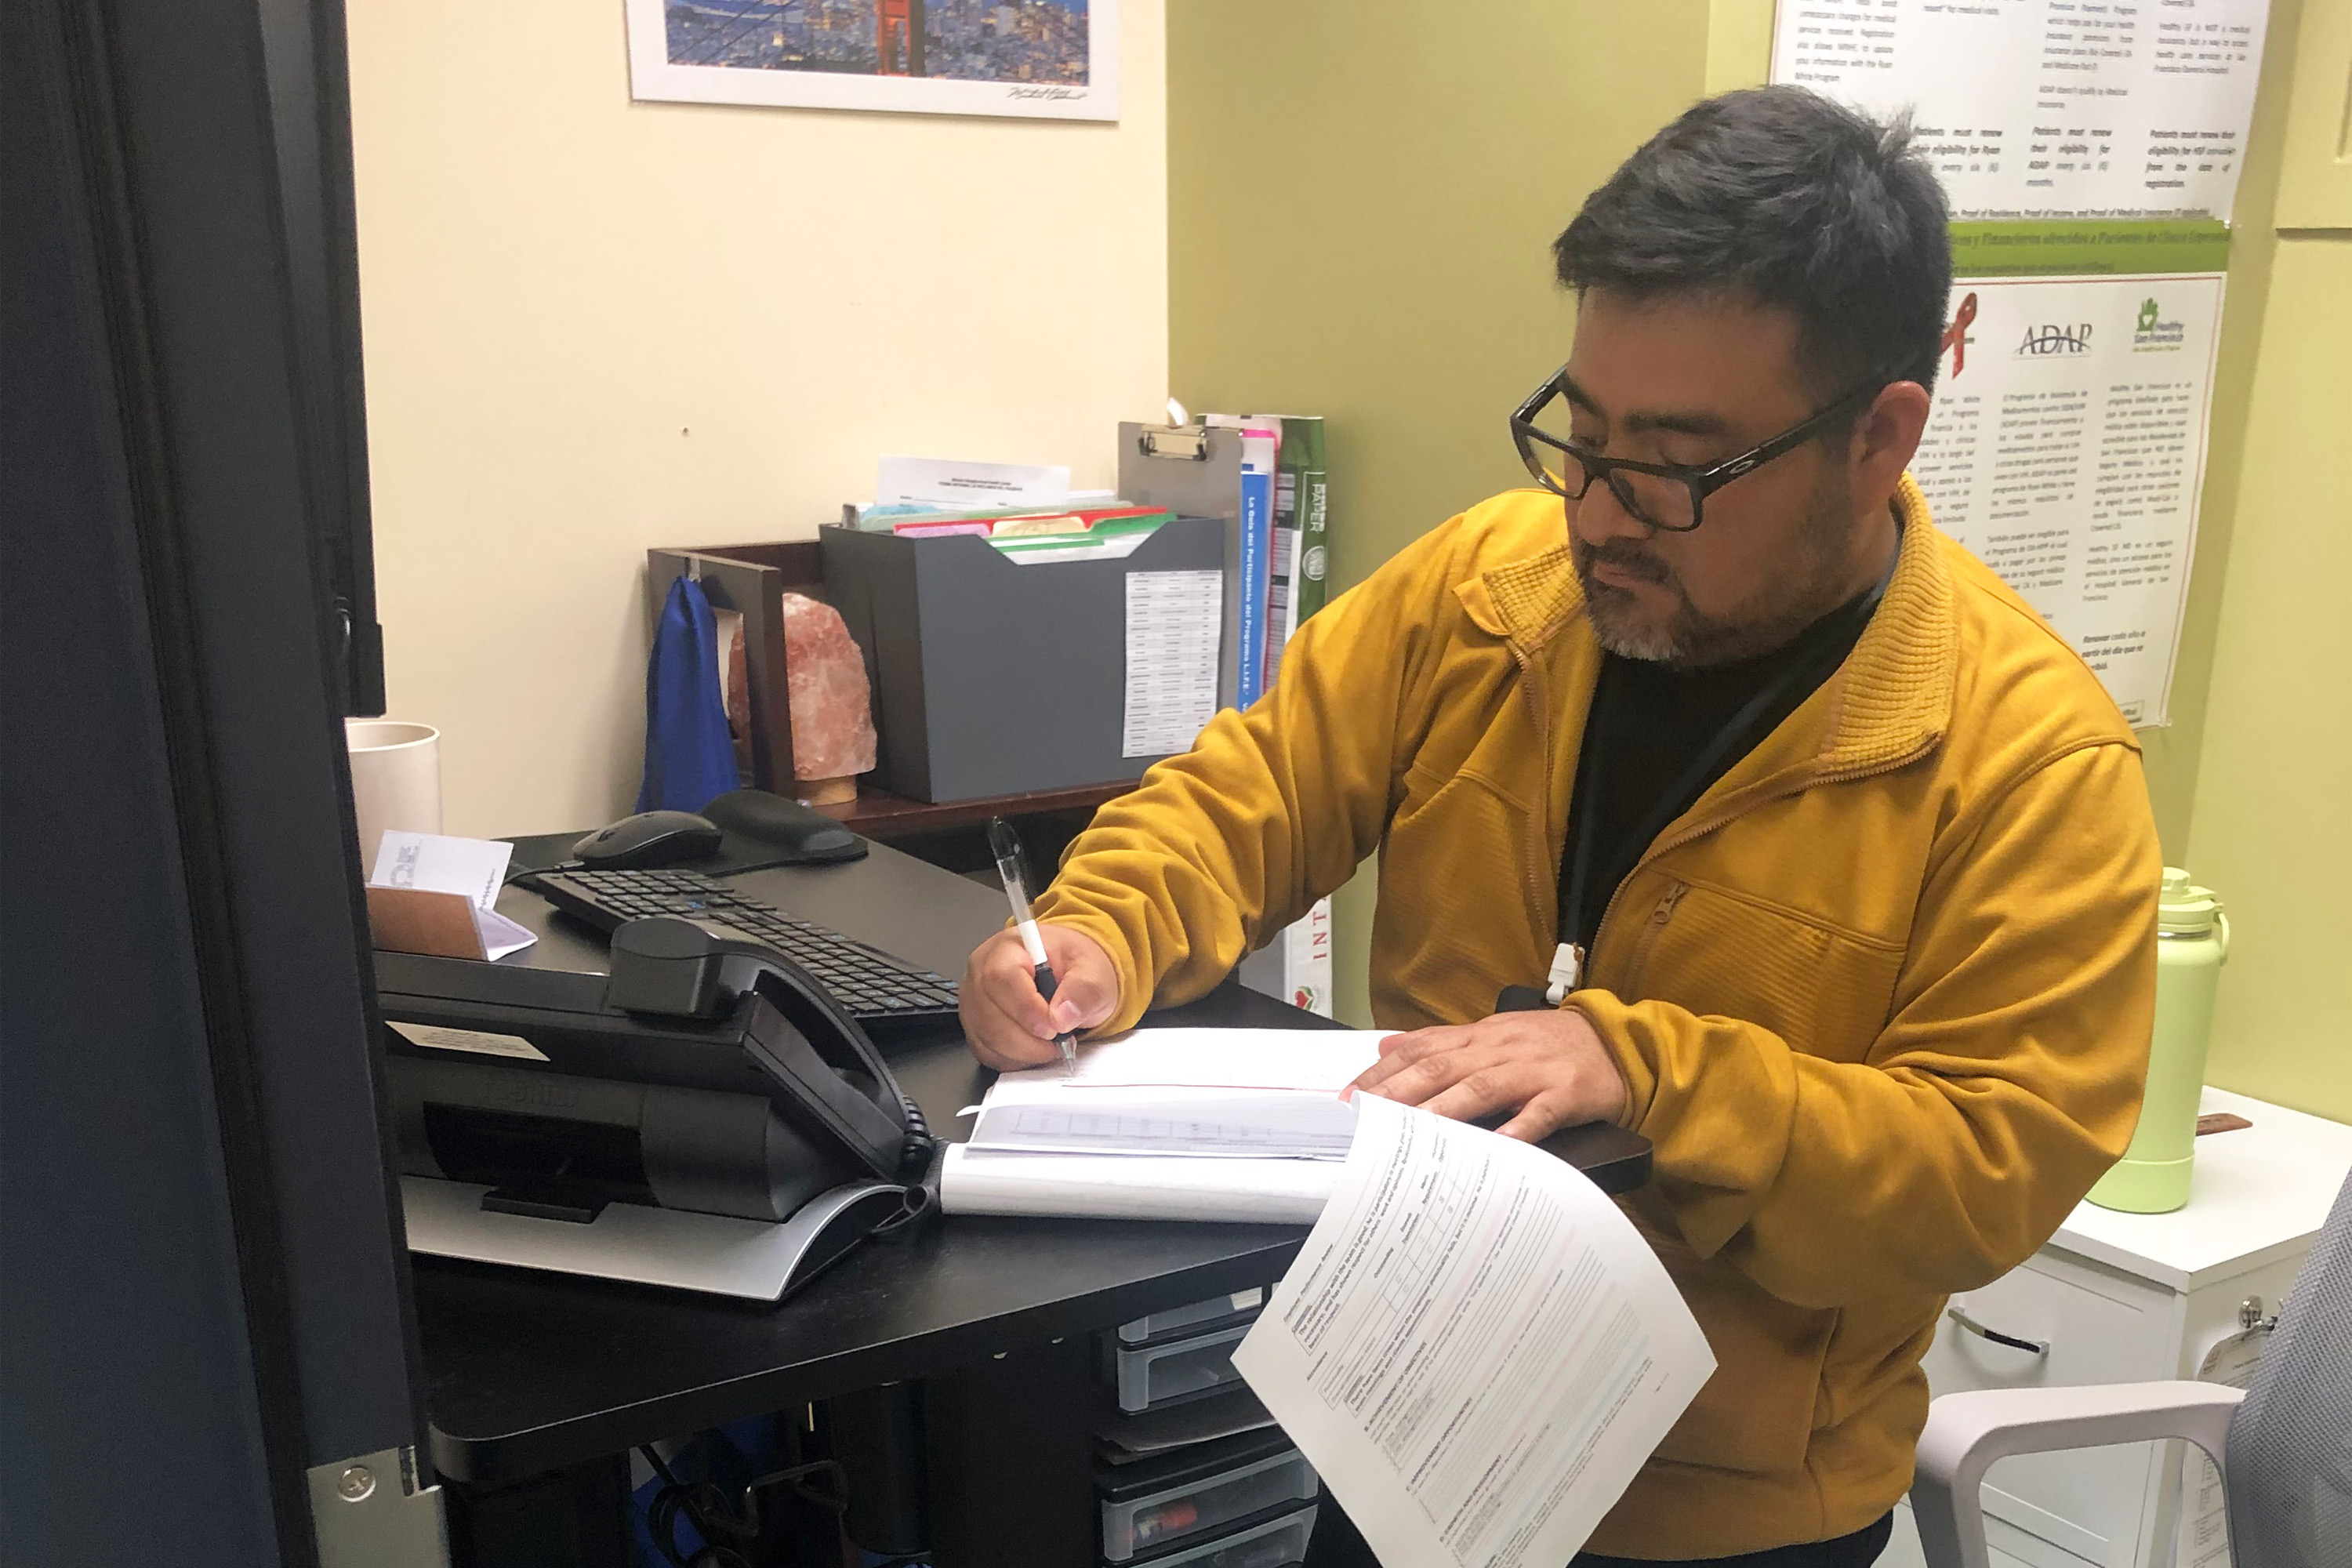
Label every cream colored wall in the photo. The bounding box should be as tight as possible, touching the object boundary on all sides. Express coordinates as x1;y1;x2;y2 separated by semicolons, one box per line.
343;0;1167;838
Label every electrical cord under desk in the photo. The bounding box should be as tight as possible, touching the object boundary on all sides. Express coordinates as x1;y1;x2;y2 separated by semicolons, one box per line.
640;1442;908;1568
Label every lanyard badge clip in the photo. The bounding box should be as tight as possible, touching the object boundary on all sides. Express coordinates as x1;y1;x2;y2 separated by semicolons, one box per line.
1544;942;1584;1006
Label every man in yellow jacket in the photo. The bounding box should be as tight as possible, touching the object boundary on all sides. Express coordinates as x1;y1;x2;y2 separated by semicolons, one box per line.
961;87;2158;1566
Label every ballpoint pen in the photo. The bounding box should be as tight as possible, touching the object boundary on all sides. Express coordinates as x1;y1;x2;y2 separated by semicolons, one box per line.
986;816;1080;1076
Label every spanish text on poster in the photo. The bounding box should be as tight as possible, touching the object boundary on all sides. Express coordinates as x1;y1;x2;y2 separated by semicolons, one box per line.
1912;273;2225;725
1770;0;2269;221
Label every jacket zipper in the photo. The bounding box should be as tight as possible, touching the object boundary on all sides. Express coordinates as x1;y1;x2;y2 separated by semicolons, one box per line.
1621;881;1690;1000
1582;736;1938;992
1512;597;1939;995
1506;637;1557;950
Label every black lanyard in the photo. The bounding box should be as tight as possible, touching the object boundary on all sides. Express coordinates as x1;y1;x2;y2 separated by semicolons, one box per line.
1552;544;1899;977
1559;643;1840;949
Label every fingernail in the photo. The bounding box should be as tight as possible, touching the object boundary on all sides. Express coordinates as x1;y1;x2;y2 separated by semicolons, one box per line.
1049;1000;1079;1031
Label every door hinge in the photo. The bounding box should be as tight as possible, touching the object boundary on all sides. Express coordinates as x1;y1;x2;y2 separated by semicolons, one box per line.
307;1446;450;1568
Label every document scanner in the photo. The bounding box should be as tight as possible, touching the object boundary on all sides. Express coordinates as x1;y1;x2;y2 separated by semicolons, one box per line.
375;916;935;1301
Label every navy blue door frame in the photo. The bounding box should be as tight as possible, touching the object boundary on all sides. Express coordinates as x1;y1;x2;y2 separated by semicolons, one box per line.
4;1;428;1562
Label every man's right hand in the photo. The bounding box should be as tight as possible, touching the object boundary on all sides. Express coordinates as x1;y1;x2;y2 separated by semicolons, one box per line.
959;924;1121;1071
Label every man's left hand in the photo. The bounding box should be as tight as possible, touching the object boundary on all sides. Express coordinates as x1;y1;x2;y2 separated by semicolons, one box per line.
1348;1007;1632;1142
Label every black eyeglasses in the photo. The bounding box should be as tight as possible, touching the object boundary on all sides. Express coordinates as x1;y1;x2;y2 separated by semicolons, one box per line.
1508;362;1912;533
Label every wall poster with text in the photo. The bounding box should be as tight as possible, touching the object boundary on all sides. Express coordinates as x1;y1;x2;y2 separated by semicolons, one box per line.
1912;273;2226;725
1771;0;2267;221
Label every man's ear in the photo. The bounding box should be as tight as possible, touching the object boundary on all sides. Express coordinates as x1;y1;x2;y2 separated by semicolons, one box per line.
1849;379;1932;510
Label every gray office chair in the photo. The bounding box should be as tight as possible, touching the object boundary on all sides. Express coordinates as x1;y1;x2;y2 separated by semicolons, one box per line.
1911;1169;2352;1568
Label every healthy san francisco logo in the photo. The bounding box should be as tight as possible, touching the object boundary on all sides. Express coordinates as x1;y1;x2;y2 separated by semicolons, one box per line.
2132;295;2188;353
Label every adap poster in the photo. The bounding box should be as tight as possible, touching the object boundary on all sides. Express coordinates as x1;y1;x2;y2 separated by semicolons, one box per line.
1912;274;2225;725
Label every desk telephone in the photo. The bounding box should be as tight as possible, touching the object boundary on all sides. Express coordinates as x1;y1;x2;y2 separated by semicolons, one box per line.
377;916;939;1301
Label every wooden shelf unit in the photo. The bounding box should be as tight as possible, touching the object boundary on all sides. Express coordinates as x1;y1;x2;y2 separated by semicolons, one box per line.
644;539;1138;846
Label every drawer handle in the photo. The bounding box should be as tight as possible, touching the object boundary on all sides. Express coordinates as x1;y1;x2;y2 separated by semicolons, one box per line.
1947;1305;2049;1356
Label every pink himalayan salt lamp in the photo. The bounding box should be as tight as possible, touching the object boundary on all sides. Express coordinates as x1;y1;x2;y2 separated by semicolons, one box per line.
779;591;876;804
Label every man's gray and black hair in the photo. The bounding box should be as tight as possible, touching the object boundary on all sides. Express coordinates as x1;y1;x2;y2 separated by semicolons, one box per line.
1553;86;1952;401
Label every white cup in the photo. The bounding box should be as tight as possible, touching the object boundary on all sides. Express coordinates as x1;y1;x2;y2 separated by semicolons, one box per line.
346;719;441;874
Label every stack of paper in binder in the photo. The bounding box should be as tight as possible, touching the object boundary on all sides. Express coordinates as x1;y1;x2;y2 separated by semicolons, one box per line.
1206;415;1334;1018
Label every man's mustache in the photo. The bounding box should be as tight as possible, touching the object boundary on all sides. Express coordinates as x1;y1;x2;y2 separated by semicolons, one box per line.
1572;539;1673;586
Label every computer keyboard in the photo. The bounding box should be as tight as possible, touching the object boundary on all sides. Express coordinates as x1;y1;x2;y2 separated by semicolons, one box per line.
518;866;960;1029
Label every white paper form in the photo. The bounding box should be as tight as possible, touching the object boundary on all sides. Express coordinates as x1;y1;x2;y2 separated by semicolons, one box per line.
938;1145;1339;1222
1911;272;2224;724
370;831;538;960
968;1032;1389;1158
967;1083;1359;1160
2173;1324;2268;1568
874;454;1069;509
1233;1094;1714;1568
942;1029;1393;1218
1123;568;1222;757
1771;0;2270;221
1042;1027;1392;1093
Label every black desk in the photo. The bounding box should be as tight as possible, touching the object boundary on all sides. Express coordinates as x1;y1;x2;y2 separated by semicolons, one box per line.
411;837;1650;1563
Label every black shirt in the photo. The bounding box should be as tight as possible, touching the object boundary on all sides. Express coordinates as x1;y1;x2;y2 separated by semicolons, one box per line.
1556;583;1884;956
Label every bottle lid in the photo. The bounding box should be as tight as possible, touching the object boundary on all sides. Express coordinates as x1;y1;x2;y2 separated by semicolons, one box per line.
2158;866;2223;936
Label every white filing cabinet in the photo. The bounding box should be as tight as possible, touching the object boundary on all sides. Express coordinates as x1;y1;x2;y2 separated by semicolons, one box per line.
1879;1087;2352;1568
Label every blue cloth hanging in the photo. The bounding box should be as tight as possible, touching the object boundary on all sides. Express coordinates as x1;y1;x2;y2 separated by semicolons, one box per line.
634;574;740;814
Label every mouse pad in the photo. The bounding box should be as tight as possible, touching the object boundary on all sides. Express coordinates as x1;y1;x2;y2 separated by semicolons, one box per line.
695;826;865;877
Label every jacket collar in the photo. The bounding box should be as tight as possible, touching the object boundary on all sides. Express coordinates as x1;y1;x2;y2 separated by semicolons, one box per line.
1457;475;1956;777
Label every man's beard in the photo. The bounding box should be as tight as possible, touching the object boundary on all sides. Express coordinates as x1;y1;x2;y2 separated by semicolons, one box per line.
1570;473;1861;668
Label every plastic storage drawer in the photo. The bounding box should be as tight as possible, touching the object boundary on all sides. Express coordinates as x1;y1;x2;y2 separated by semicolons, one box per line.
1100;1431;1318;1562
1102;1323;1253;1413
1116;1287;1265;1346
1104;1502;1317;1568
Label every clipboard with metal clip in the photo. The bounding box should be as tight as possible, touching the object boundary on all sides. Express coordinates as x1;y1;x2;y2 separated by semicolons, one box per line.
1119;420;1247;709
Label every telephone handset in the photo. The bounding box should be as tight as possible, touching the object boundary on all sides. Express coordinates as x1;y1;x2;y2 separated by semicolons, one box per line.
604;916;932;1184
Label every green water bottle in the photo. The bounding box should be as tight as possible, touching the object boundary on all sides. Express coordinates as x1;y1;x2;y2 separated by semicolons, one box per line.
2088;868;2229;1214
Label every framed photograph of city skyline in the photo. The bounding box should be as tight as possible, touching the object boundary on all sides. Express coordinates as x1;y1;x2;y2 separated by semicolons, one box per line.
626;0;1116;122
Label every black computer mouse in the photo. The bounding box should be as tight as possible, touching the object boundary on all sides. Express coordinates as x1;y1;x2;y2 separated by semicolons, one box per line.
571;810;724;870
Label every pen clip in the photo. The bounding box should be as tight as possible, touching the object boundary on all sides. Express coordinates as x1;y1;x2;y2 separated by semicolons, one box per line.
987;816;1033;915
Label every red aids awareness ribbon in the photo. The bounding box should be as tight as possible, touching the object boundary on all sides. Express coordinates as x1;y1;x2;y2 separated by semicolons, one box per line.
1940;292;1979;377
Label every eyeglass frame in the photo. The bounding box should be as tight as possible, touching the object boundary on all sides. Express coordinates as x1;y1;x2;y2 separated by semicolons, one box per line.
1508;358;1926;534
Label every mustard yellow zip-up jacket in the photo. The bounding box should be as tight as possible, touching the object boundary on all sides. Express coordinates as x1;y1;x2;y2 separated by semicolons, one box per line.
1031;479;2159;1558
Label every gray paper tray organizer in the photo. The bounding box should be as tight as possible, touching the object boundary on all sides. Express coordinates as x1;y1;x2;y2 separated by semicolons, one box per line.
818;514;1228;804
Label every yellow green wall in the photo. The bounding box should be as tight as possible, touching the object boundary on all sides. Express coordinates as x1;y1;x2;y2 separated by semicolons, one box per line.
1168;0;1721;1025
1171;0;2352;1123
2150;0;2352;1125
2186;234;2352;1120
